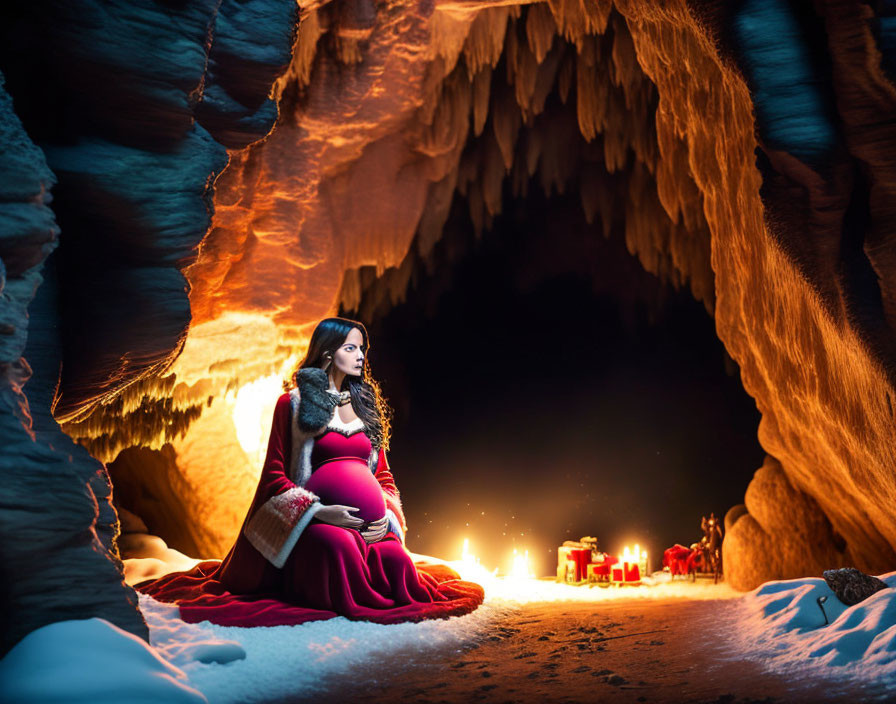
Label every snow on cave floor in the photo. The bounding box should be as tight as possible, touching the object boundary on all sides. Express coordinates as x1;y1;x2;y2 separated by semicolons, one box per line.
135;573;896;704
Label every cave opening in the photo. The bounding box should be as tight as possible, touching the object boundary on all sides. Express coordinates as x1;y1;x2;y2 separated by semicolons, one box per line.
339;176;764;577
100;4;769;579
42;0;884;591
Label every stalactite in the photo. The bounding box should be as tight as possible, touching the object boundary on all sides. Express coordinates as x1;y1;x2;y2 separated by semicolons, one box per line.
529;41;565;120
525;1;557;64
272;9;323;98
467;180;487;238
523;120;542;177
505;18;539;119
546;0;612;47
601;86;631;173
490;78;522;170
338;266;363;313
416;168;459;260
536;105;580;197
471;65;491;136
574;34;607;142
419;65;472;158
579;161;615;237
510;142;531;200
556;49;574;104
655;126;703;234
428;9;472;78
624;158;665;275
462;6;517;78
481;130;508;217
609;12;639;108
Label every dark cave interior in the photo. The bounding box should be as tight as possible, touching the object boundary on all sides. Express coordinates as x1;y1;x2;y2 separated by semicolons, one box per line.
346;180;764;574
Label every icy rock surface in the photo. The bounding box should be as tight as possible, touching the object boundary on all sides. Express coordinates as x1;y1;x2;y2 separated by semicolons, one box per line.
738;570;896;689
823;567;889;607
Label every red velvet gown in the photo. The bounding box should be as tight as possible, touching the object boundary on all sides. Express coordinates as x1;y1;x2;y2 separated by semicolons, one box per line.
134;394;484;626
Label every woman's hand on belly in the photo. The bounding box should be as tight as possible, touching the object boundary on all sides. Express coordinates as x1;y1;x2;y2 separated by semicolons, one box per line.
360;515;389;543
315;504;365;529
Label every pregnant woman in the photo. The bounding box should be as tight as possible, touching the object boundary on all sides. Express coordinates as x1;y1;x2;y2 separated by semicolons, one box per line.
135;317;484;626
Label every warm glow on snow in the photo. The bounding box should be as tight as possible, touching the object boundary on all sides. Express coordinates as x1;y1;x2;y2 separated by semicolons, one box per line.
436;537;732;604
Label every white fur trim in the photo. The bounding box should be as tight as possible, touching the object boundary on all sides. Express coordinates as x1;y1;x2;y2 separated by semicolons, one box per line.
245;486;320;567
327;405;365;433
269;501;323;568
297;437;314;485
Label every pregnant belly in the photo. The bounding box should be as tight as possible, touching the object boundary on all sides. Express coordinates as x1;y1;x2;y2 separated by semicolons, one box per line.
305;457;386;523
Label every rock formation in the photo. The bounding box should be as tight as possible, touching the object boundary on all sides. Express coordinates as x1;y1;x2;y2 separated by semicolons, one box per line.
2;0;896;652
823;567;889;606
0;0;297;654
0;70;149;653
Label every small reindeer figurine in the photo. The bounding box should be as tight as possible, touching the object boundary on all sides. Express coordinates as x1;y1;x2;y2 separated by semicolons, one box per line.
699;513;724;583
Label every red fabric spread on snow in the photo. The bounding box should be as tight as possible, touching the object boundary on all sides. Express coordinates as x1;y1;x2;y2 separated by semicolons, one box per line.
134;393;483;626
136;539;484;627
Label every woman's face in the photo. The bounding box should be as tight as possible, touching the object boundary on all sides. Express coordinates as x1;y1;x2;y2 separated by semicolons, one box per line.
332;327;365;377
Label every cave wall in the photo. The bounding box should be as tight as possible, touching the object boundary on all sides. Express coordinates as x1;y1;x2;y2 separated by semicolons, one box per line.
0;0;297;653
667;0;896;586
0;71;149;654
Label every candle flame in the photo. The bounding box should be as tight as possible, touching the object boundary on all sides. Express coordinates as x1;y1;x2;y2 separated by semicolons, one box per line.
452;538;498;584
440;536;729;603
509;548;535;579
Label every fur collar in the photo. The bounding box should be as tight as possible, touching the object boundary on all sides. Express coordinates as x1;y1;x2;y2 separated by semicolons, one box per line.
294;367;334;432
287;385;378;486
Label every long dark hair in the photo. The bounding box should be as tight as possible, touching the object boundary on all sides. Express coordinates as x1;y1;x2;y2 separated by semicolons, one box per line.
286;317;392;450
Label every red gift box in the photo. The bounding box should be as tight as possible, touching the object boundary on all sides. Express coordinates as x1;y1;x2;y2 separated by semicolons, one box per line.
567;548;591;581
589;563;611;578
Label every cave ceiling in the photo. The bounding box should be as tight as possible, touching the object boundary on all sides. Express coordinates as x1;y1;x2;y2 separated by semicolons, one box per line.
2;0;896;652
